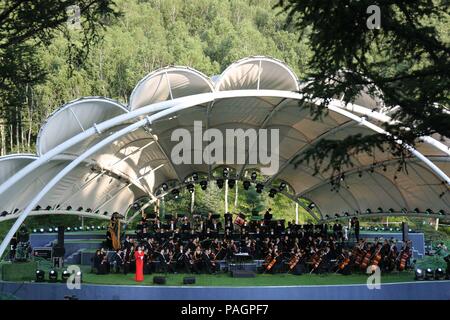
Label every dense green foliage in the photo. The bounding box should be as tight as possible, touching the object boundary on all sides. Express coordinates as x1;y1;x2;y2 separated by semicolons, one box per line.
278;0;449;178
0;0;310;154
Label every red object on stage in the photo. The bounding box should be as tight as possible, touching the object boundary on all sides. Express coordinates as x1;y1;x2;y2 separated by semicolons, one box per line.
134;250;144;282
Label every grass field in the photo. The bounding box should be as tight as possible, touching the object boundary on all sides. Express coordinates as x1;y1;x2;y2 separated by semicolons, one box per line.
1;261;416;286
80;268;415;287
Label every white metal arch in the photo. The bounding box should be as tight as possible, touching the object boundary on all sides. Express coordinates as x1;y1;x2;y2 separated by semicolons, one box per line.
1;90;449;258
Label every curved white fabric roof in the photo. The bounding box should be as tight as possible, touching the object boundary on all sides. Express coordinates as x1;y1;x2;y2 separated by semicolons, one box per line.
0;56;449;231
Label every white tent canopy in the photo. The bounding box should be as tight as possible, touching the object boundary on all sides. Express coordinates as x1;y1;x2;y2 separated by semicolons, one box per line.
0;56;449;256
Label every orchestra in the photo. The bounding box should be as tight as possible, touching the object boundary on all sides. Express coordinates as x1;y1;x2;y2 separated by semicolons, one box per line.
96;210;413;276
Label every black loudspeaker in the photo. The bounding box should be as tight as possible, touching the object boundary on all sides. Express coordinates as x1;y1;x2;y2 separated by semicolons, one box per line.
402;222;409;242
183;277;196;284
53;246;65;258
57;226;65;247
153;276;166;284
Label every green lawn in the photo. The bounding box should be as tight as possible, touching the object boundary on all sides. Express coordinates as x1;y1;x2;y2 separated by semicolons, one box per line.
80;268;415;287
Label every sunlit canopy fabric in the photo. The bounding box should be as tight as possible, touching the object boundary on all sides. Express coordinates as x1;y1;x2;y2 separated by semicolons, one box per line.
0;56;449;224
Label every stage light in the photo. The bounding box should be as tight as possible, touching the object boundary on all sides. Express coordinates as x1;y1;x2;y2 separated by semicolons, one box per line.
366;209;372;214
97;226;101;230
268;188;277;198
223;168;229;178
1;211;8;217
414;208;420;213
62;270;70;282
40;228;44;233
132;202;140;210
308;203;316;210
358;171;362;178
256;183;264;194
438;210;445;215
49;269;58;282
243;180;251;190
426;208;433;214
67;227;71;231
325;215;330;219
335;214;340;218
388;208;395;213
415;268;424;280
425;268;434;280
216;179;224;189
86;208;92;213
34;205;42;211
161;183;169;191
251;171;257;181
228;179;235;188
48;228;53;232
66;206;72;210
36;270;45;282
200;180;208;190
102;225;106;230
377;207;383;213
382;165;387;172
33;229;37;233
186;183;195;193
77;207;83;211
46;206;52;210
74;227;78;231
192;172;199;181
91;225;95;230
344;212;350;217
279;182;287;191
95;210;99;214
172;188;180;198
435;268;445;280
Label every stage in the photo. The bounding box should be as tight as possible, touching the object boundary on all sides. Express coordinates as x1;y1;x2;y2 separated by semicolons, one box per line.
1;280;449;300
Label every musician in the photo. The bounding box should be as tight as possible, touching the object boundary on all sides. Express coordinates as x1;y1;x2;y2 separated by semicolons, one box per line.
168;219;176;232
192;246;203;273
354;217;360;241
111;249;124;273
264;208;272;221
181;217;191;232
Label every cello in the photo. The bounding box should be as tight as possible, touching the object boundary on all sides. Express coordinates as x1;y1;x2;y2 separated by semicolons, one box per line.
360;249;372;270
309;250;323;274
398;249;409;271
370;246;382;267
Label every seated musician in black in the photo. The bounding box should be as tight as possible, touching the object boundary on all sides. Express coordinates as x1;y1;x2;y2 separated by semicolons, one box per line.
93;249;102;273
144;249;154;274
